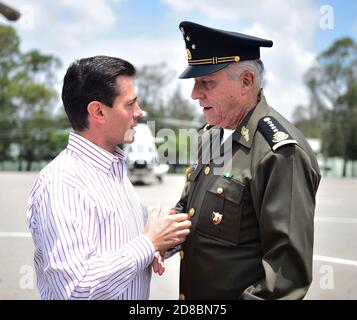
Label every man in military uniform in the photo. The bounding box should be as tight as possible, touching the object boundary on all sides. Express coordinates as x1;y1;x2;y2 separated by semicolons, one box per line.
168;21;321;300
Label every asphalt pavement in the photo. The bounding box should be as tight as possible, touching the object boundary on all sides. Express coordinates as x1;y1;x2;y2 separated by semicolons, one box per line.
0;172;356;300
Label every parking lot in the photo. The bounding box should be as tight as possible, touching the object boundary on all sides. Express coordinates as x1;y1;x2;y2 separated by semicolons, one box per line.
0;172;356;299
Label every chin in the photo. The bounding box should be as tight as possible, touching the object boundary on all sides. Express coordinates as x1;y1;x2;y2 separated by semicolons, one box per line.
123;128;136;143
123;136;135;144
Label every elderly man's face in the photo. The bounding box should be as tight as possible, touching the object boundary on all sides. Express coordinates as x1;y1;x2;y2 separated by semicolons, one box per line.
191;67;249;129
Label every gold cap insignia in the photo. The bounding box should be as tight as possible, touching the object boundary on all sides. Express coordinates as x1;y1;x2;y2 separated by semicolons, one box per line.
212;211;223;225
241;126;249;142
186;49;192;60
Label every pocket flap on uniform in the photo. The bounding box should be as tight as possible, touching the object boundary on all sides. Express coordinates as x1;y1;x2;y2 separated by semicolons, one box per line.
207;177;245;204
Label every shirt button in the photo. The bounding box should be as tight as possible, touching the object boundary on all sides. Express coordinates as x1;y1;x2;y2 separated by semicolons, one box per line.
204;165;210;175
217;187;224;195
179;293;185;300
179;250;184;259
188;208;195;217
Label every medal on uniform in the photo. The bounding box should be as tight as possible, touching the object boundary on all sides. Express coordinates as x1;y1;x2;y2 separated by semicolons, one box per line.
212;211;223;225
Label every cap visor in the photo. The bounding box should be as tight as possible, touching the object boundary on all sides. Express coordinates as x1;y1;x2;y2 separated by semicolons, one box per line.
178;63;230;79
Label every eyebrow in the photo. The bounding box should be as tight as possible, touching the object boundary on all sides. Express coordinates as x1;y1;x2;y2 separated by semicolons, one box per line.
196;76;215;82
127;96;138;104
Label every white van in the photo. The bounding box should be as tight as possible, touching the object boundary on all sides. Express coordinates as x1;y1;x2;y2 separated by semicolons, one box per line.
123;123;169;184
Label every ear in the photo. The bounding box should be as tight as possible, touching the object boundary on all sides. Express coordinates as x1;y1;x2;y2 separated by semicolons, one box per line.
241;70;255;91
87;101;105;125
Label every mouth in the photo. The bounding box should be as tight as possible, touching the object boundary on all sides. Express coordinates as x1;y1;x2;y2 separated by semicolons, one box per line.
202;106;213;112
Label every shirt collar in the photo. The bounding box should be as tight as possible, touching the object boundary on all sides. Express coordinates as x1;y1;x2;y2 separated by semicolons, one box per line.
221;128;235;145
67;132;126;174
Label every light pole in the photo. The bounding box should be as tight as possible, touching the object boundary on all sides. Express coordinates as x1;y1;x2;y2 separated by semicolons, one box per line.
0;2;21;21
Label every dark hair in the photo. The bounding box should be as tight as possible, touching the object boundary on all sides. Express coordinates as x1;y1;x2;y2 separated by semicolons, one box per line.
61;55;136;131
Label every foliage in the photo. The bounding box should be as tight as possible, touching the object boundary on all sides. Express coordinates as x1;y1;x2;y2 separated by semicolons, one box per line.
0;25;202;171
0;24;67;171
135;63;202;166
293;37;357;176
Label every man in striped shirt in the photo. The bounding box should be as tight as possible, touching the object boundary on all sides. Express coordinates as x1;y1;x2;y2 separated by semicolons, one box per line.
26;56;191;300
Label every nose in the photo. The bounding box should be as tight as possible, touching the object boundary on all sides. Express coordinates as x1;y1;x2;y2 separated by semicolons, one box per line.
134;103;144;120
191;81;204;101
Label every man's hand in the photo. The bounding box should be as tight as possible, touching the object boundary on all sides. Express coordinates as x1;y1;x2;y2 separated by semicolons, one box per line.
152;251;165;275
144;207;191;252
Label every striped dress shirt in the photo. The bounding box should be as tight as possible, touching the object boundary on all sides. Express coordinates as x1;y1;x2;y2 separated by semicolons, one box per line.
26;132;155;300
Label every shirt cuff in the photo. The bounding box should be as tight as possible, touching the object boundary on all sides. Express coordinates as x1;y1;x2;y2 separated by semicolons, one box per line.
126;234;155;271
164;245;181;259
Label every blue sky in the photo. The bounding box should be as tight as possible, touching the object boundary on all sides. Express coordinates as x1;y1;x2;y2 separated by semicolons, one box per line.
314;0;357;51
2;0;357;121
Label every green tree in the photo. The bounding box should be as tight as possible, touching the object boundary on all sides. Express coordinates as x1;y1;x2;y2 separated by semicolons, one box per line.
135;63;202;171
135;62;175;119
0;24;66;171
296;37;357;176
0;25;19;165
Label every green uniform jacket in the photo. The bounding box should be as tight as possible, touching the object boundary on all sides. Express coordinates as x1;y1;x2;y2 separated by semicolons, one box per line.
173;95;321;300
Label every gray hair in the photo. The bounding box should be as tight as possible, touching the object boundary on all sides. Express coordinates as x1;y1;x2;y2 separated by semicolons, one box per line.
226;59;264;90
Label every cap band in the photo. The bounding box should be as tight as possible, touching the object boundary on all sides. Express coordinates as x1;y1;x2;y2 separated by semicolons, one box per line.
188;55;241;65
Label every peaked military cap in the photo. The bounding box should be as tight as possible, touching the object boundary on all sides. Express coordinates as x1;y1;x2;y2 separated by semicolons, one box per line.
178;21;273;79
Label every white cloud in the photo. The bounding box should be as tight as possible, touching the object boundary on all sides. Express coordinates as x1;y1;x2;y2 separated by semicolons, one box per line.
12;0;118;47
3;0;322;121
163;0;320;120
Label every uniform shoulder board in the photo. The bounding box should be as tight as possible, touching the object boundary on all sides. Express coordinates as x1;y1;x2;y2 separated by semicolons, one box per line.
258;116;297;151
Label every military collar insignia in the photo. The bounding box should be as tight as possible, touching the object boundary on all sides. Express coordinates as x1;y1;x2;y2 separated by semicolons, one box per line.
231;94;270;148
258;116;298;151
241;126;250;142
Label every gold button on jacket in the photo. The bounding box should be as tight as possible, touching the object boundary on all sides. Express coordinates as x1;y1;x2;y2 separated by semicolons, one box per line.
188;208;195;217
204;165;210;175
